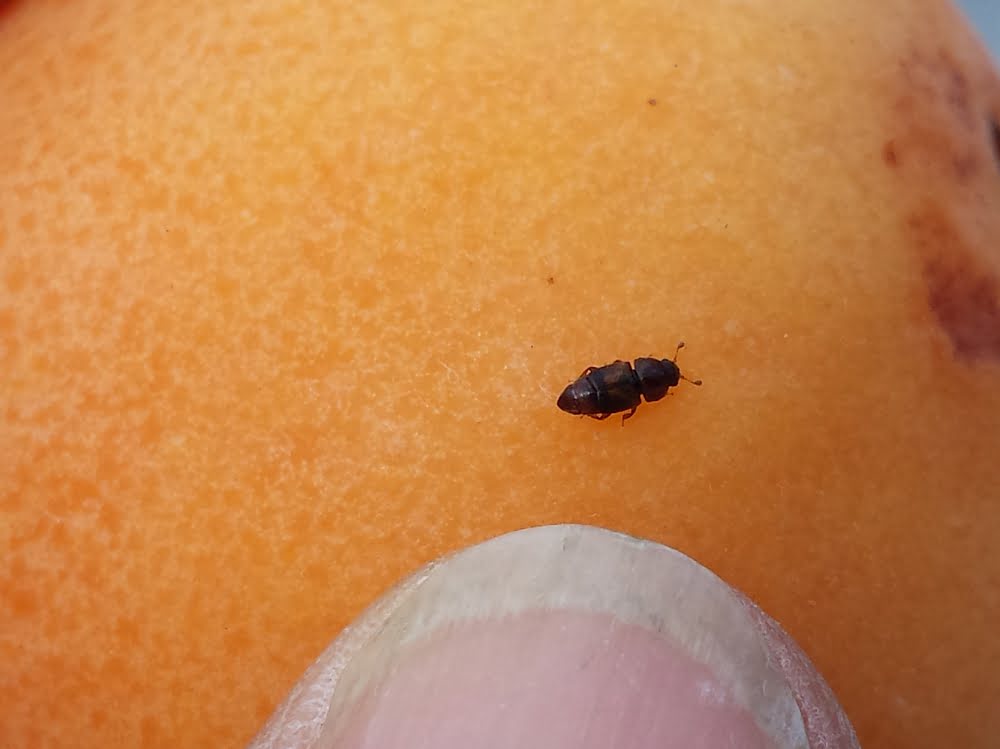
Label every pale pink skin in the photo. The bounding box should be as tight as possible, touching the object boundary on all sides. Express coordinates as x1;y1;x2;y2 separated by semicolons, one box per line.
328;609;774;749
250;527;860;749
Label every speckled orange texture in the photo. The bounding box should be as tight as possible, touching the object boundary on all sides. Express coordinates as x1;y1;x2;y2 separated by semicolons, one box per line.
1;0;999;747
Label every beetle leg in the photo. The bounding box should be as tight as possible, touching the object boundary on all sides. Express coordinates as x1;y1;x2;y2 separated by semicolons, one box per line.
621;406;638;425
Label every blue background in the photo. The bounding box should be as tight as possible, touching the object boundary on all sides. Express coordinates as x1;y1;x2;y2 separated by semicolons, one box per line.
956;0;1000;57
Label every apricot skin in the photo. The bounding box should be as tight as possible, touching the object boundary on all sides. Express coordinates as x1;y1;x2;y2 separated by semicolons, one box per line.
1;1;999;748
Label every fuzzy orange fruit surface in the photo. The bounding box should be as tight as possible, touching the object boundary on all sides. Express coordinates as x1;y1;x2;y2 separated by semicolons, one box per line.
2;1;999;747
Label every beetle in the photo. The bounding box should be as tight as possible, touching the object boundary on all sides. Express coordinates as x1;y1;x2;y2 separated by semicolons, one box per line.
556;342;702;423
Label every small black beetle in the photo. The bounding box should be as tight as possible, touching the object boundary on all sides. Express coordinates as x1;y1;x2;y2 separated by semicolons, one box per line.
557;342;702;423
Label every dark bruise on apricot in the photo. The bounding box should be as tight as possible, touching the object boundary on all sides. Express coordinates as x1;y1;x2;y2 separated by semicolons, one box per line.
944;64;973;126
887;48;1000;185
897;48;977;129
909;209;1000;362
952;151;981;180
890;45;1000;364
0;0;23;25
882;140;899;168
923;256;1000;361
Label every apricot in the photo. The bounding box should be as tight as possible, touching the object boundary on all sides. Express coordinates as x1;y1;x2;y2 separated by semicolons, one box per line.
1;0;998;747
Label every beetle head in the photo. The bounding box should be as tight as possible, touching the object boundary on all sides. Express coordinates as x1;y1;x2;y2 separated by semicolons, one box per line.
557;380;597;415
658;358;682;387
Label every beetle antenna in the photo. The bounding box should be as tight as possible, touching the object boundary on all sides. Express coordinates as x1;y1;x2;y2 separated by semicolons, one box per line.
672;343;701;384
